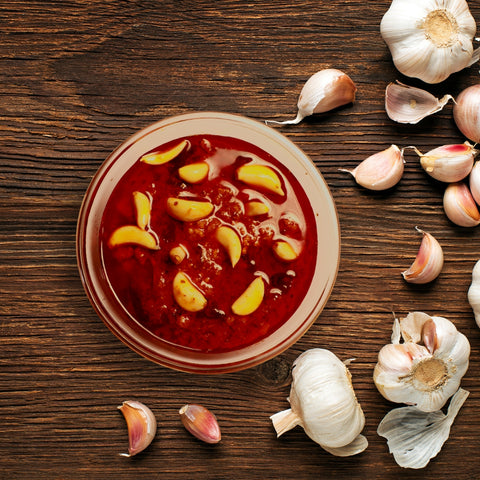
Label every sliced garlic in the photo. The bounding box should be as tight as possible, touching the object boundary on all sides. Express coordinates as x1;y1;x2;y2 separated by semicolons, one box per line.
108;225;158;250
415;142;476;183
272;240;298;262
231;276;265;316
373;312;470;412
443;182;480;227
140;139;190;165
216;225;242;267
469;161;480;205
166;197;214;222
179;404;221;444
380;0;479;84
245;200;270;216
173;272;207;312
377;388;469;469
178;162;209;184
402;228;443;284
266;69;356;125
237;164;285;196
467;259;480;328
453;84;480;143
169;244;188;265
132;191;152;230
340;144;404;191
385;82;453;124
118;400;157;457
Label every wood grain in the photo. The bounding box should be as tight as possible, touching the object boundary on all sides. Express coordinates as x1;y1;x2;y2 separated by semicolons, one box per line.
2;1;480;478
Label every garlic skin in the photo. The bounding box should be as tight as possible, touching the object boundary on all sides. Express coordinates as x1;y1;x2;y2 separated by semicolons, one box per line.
415;142;476;183
378;388;469;469
179;404;221;444
380;0;480;84
340;145;404;190
373;312;470;412
453;84;480;143
469;161;480;205
118;400;157;457
443;182;480;227
402;228;443;284
267;69;356;125
270;349;367;456
385;82;453;124
467;259;480;328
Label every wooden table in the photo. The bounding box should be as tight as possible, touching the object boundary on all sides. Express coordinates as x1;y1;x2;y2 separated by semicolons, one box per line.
2;1;480;478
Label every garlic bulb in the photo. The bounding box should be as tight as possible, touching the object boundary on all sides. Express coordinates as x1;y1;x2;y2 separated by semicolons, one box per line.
267;69;356;125
385;82;453;124
443;182;480;227
340;144;404;190
470;161;480;205
381;0;480;84
414;142;476;182
402;227;443;284
373;312;470;412
270;349;368;457
378;388;469;469
453;84;480;143
467;259;480;328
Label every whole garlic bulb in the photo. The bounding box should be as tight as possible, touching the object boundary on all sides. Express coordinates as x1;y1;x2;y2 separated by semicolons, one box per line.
380;0;480;84
374;312;470;412
270;349;368;457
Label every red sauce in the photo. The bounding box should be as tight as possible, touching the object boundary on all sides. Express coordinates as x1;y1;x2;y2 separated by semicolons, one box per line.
101;134;317;353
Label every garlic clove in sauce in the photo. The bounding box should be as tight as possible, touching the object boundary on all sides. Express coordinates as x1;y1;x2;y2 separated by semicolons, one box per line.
373;312;470;412
385;82;454;124
266;69;356;125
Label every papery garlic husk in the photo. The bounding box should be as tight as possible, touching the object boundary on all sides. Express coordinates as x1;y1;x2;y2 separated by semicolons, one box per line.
469;161;480;205
385;82;453;124
402;227;443;284
270;349;368;457
467;259;480;328
378;388;469;469
118;400;157;457
373;312;470;412
453;84;480;143
340;144;404;190
443;182;480;227
415;142;476;182
380;0;480;84
267;69;356;125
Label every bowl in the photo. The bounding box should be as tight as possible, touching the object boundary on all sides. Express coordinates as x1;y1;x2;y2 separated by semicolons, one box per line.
76;112;340;374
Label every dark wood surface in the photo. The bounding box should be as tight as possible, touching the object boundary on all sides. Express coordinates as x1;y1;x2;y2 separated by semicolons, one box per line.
2;1;480;478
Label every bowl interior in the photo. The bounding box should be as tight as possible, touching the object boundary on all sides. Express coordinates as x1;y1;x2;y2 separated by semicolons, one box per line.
77;112;340;373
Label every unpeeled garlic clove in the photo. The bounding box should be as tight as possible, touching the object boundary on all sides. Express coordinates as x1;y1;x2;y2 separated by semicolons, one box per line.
415;142;476;183
469;161;480;206
118;400;157;457
467;260;480;328
402;228;443;284
266;69;356;125
340;144;404;191
385;82;453;124
443;182;480;227
179;404;221;444
453;84;480;143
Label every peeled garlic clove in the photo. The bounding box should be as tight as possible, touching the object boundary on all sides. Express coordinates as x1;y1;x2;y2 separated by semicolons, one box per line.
267;69;356;125
140;139;190;165
179;404;221;444
231;276;265;316
132;191;152;230
108;225;159;250
341;144;404;190
415;142;476;183
385;82;453;124
178;162;209;184
272;240;298;262
467;259;480;328
470;161;480;205
402;228;443;284
169;244;188;265
216;225;242;267
443;182;480;227
173;272;207;312
237;164;285;196
166;197;214;222
245;200;270;216
453;84;480;143
118;400;157;457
